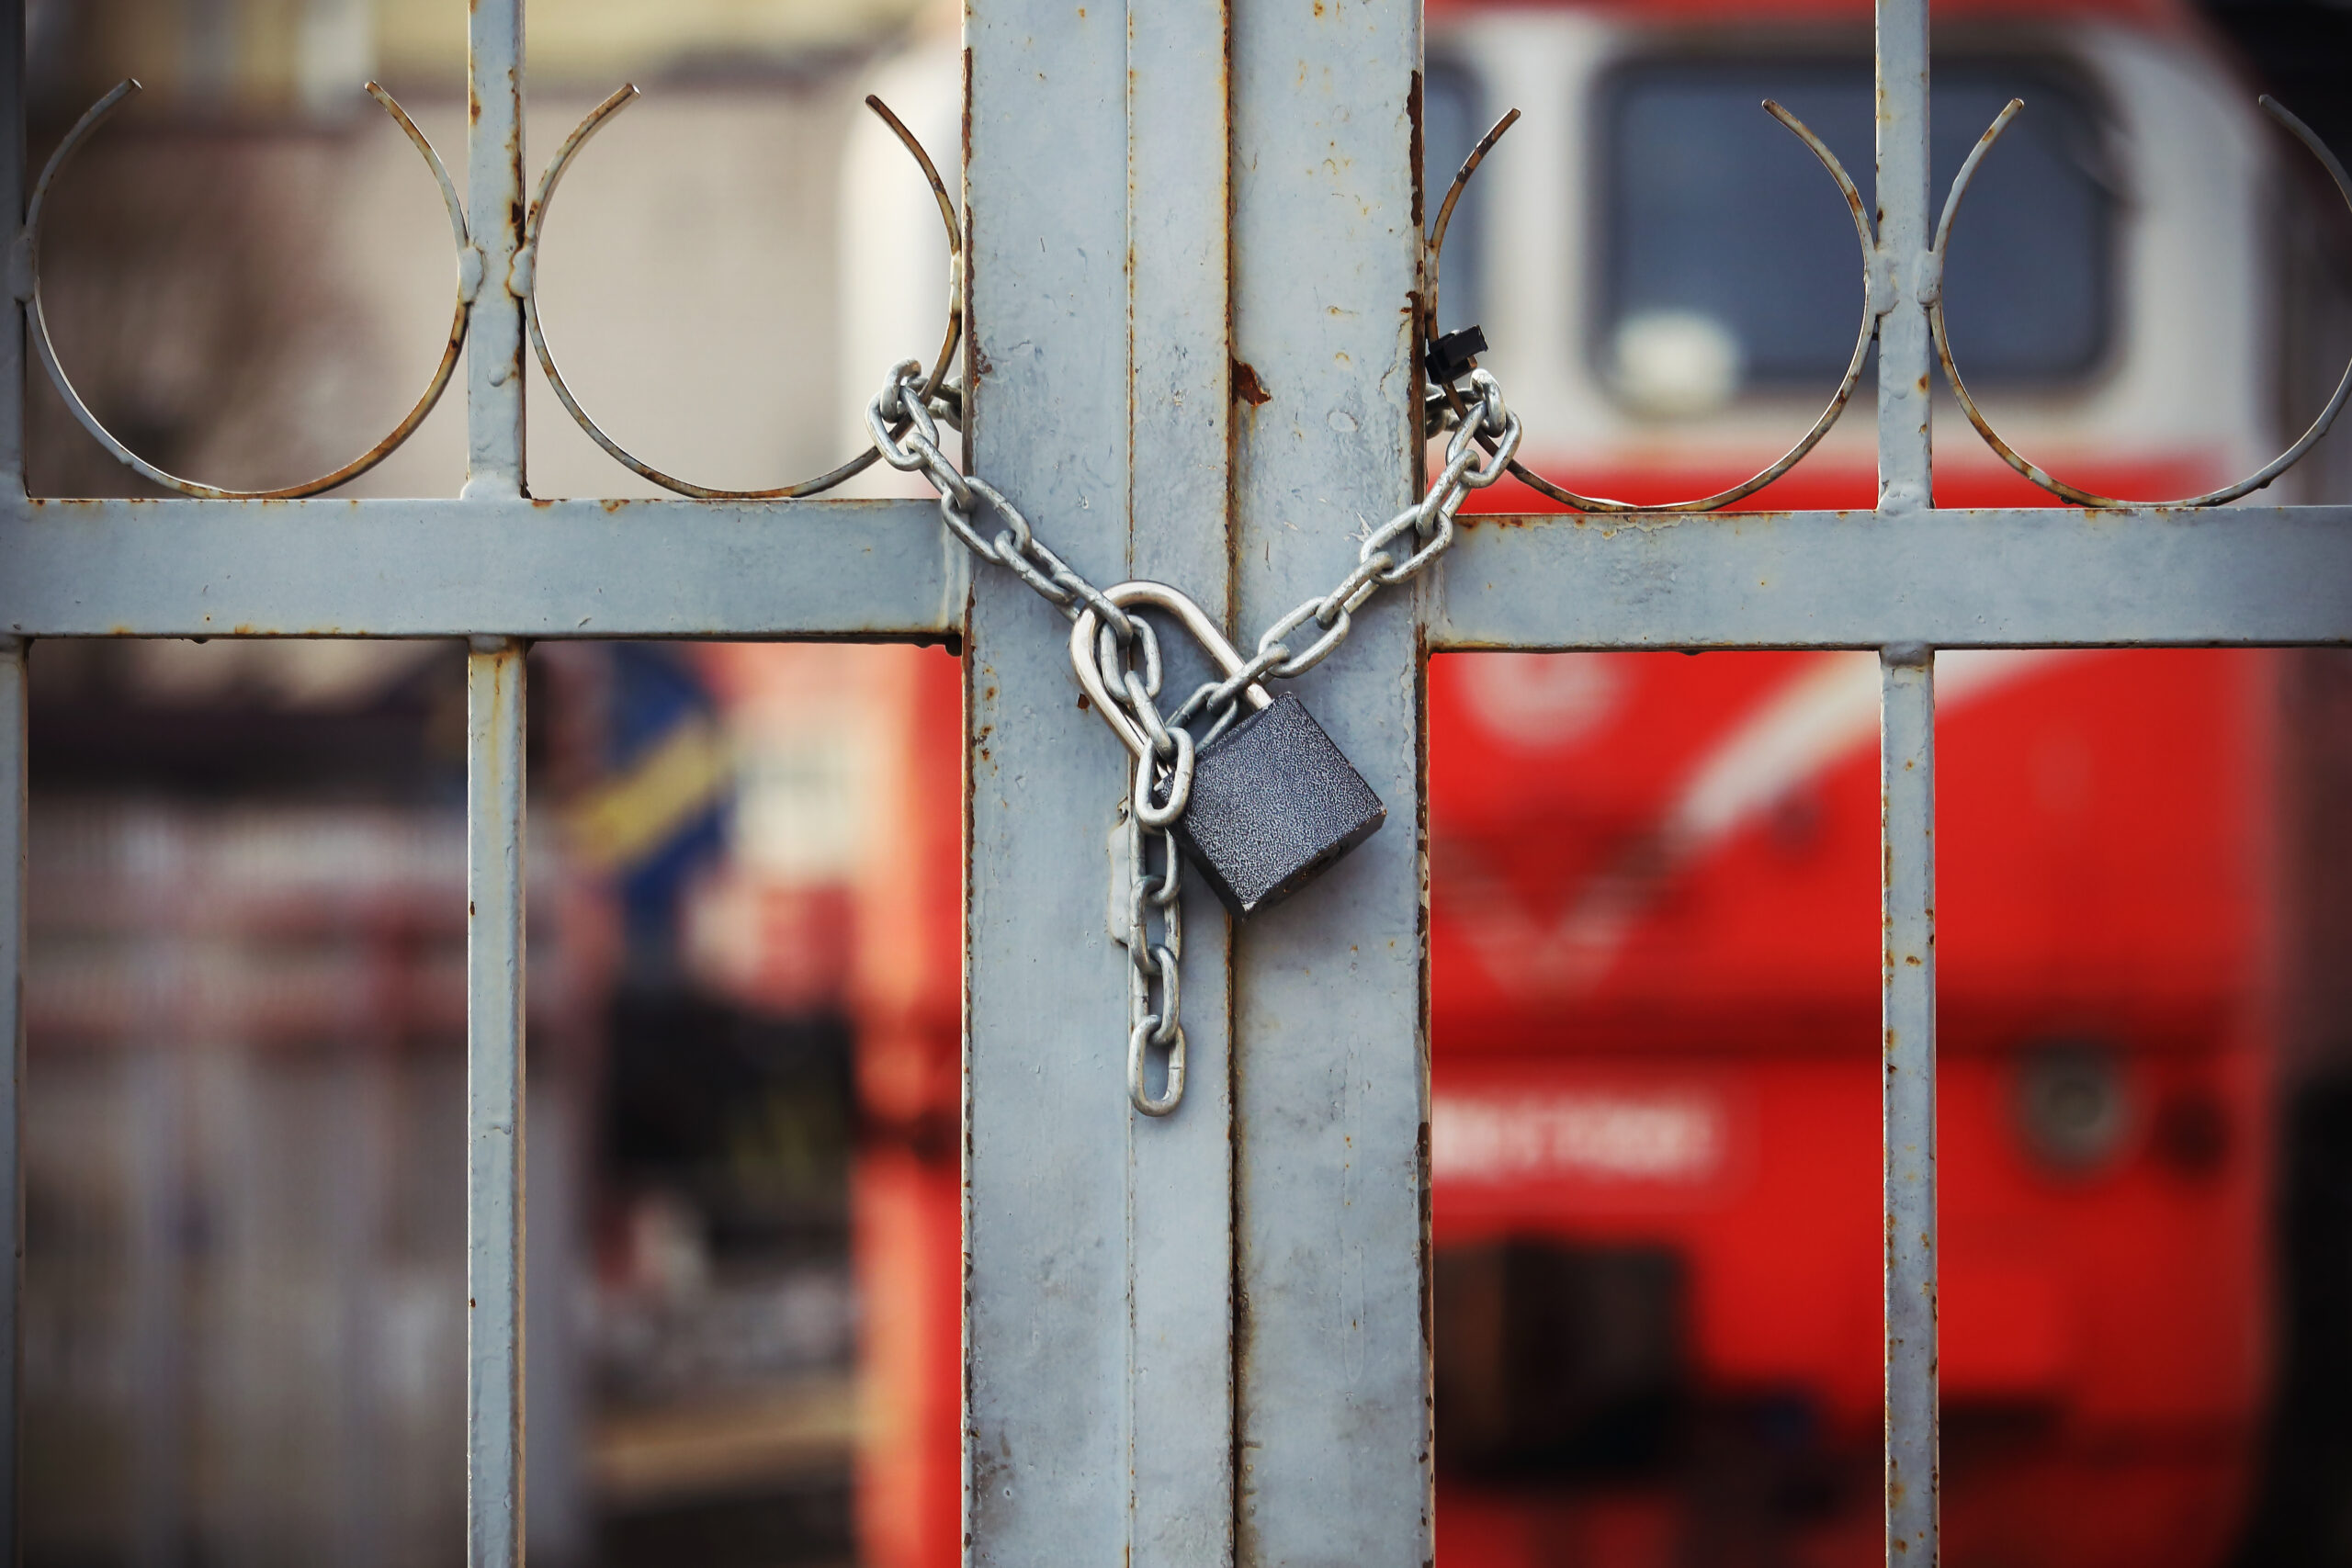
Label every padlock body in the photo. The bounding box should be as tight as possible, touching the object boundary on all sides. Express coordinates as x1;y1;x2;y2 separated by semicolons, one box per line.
1173;693;1385;916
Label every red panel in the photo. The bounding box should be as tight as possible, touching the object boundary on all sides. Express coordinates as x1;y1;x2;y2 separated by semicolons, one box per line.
1429;0;2189;34
854;1147;964;1568
1430;644;2274;1567
1457;457;2232;515
1431;649;2264;1046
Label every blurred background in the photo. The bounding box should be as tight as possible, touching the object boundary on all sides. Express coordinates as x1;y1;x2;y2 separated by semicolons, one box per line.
15;0;2352;1563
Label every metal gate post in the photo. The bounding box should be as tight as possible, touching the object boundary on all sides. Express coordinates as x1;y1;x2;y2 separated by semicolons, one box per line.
1229;0;1430;1561
1126;1;1242;1560
2;0;28;1551
465;0;528;501
1881;646;1938;1565
961;1;1238;1563
464;0;531;1554
467;637;528;1568
0;637;20;1568
1874;0;1941;1559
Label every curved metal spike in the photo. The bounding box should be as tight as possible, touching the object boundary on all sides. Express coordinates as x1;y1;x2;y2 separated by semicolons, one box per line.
1932;95;2352;507
23;80;472;500
518;87;962;501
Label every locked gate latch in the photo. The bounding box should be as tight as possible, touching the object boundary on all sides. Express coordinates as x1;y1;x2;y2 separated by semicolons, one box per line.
1073;581;1388;920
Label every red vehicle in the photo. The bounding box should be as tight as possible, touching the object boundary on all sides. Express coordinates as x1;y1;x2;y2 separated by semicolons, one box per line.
1428;647;2270;1568
839;0;2301;1558
1419;0;2282;1558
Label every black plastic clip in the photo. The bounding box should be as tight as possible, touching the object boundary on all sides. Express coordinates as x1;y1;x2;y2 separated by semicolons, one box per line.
1424;325;1488;386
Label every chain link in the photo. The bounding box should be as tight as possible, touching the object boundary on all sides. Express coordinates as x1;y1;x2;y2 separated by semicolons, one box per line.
1120;805;1185;1116
868;357;1520;1117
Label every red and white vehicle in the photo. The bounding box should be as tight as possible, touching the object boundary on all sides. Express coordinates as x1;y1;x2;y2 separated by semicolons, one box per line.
841;2;2297;1563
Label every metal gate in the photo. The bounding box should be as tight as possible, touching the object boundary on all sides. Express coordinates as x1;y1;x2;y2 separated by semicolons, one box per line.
2;0;2347;1562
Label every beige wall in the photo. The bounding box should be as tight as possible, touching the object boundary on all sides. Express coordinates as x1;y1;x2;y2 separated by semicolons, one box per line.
40;0;927;114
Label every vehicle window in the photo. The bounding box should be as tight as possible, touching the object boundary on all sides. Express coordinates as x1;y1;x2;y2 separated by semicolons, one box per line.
1601;59;2114;412
1425;57;1489;337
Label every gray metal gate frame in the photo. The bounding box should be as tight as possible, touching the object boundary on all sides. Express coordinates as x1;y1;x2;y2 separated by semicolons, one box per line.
1;0;2348;1562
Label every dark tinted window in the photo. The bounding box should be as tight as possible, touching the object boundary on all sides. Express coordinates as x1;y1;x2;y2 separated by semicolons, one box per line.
1425;58;1490;337
1601;60;2113;407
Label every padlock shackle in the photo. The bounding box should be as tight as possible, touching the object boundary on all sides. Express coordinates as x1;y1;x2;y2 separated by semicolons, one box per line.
1070;580;1273;761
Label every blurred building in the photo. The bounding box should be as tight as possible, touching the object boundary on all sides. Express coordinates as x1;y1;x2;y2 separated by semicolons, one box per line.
19;0;952;1563
21;639;605;1566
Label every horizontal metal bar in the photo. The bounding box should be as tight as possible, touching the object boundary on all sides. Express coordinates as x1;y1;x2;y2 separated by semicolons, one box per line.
14;498;2347;649
1432;508;2352;649
0;497;965;640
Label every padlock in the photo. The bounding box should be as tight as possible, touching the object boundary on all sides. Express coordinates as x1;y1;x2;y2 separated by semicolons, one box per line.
1071;581;1385;916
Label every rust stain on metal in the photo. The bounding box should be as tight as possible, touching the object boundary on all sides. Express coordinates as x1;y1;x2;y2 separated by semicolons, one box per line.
1231;359;1272;407
1408;71;1425;232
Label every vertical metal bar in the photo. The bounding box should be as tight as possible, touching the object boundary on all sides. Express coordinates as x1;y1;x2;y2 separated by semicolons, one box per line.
1;6;28;1544
1228;0;1428;1560
1874;0;1933;513
1125;1;1237;1563
1875;0;1939;1554
1881;646;1938;1566
465;0;526;496
960;0;1134;1557
466;637;527;1568
0;0;24;498
0;638;22;1568
964;0;1237;1556
463;0;528;1540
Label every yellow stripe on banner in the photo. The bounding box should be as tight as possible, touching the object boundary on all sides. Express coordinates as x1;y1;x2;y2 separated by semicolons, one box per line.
564;718;733;874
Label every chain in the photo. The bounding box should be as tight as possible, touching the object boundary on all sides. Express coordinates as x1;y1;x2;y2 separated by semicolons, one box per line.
867;356;1521;1116
1164;368;1521;742
1115;802;1186;1116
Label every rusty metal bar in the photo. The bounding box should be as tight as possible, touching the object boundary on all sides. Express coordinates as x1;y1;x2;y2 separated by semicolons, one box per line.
1428;506;2352;649
467;0;526;496
466;637;527;1568
1;0;23;500
1875;0;1933;515
1124;0;1238;1560
1228;0;1429;1560
5;499;2352;646
959;0;1137;1559
1873;0;1941;1555
2;3;26;1555
1881;647;1938;1565
0;638;20;1566
461;0;530;1541
0;497;964;640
